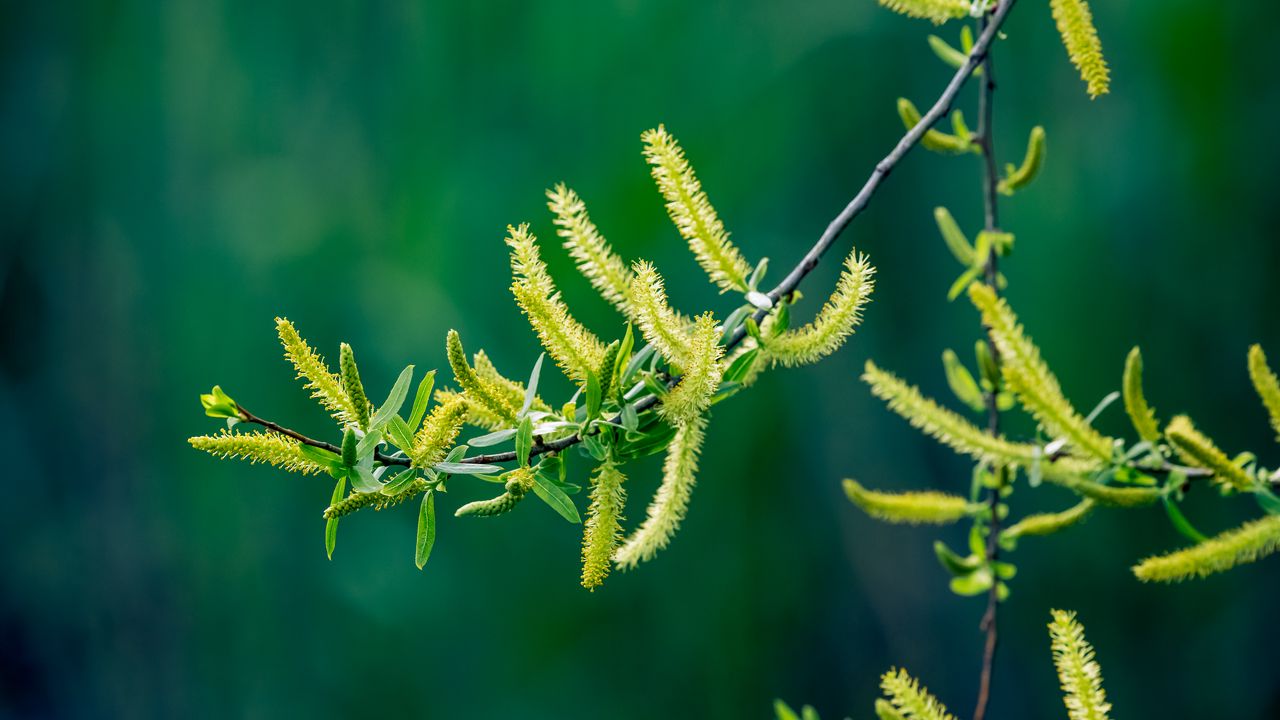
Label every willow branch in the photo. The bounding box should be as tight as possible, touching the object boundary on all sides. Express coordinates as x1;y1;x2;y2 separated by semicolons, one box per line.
236;0;1018;470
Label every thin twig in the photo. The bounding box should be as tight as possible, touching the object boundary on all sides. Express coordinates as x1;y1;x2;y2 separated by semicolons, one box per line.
972;7;1007;720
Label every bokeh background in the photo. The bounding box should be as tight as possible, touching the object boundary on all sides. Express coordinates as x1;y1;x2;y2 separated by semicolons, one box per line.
3;1;1279;717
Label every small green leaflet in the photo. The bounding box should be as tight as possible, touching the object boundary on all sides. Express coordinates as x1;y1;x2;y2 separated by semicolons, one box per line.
516;416;534;467
350;465;383;493
371;365;415;429
722;348;760;385
521;353;544;417
415;491;436;569
585;370;602;420
408;370;436;431
469;428;517;448
325;476;347;560
433;461;504;475
531;472;581;523
382;469;418;496
386;415;415;452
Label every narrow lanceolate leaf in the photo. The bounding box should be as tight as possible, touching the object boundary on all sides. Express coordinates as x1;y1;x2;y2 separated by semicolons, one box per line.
615;414;707;569
1050;0;1110;99
969;284;1114;461
1247;344;1280;441
879;668;956;720
1164;415;1255;492
1132;514;1280;582
410;397;468;468
189;431;327;475
642;125;753;293
338;343;372;430
767;252;875;368
878;0;967;25
863;360;1043;467
1002;500;1095;540
445;330;520;426
548;184;634;315
581;459;627;590
275;317;360;426
325;476;346;559
660;313;724;425
415;491;436;569
843;479;973;525
896;98;973;154
629;261;697;369
997;126;1046;196
506;223;607;385
1048;610;1112;720
1121;347;1160;442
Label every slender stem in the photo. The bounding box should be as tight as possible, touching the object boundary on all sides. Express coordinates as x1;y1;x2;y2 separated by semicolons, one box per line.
236;1;1019;471
972;8;1005;720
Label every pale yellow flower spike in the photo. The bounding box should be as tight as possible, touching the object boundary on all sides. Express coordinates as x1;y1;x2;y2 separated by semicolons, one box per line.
547;184;635;316
410;397;468;468
189;430;327;475
1050;0;1110;99
1121;346;1161;442
629;261;697;370
505;223;607;386
843;479;973;525
642;126;754;294
614;414;707;569
581;459;627;590
1048;610;1112;720
968;284;1114;461
445;330;521;427
878;668;956;720
275;317;360;427
768;252;875;368
1247;344;1280;442
1132;514;1280;583
878;0;968;25
1164;415;1255;492
659;313;724;426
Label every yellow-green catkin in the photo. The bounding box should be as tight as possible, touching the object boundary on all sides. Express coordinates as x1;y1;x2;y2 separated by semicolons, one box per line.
767;252;875;368
1003;500;1095;540
506;223;607;385
1048;610;1112;720
445;330;520;427
547;183;634;315
614;415;707;569
324;479;429;519
1164;415;1255;492
642;125;753;293
659;313;723;426
581;460;627;590
1121;346;1160;442
969;284;1113;461
189;431;326;475
1248;344;1280;441
1132;514;1280;583
879;668;956;720
455;467;536;518
275;317;360;426
878;0;968;25
1050;0;1110;98
410;397;467;468
843;479;972;525
339;342;371;430
997;126;1046;196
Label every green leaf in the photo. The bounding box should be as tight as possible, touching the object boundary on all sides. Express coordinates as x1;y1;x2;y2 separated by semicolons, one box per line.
298;444;344;472
521;353;545;417
531;472;581;523
385;415;415;452
371;365;415;430
949;567;993;596
350;465;382;493
585;369;603;420
200;385;241;419
469;428;517;448
382;469;419;496
433;461;505;475
1162;493;1208;543
355;428;383;461
516;416;534;467
722;348;761;385
408;370;436;431
934;540;981;576
613;324;635;391
942;349;985;413
928;34;968;70
774;700;800;720
325;476;346;559
947;265;983;301
415;491;436;569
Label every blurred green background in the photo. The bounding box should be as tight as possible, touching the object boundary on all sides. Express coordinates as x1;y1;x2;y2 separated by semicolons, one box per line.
3;0;1279;717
